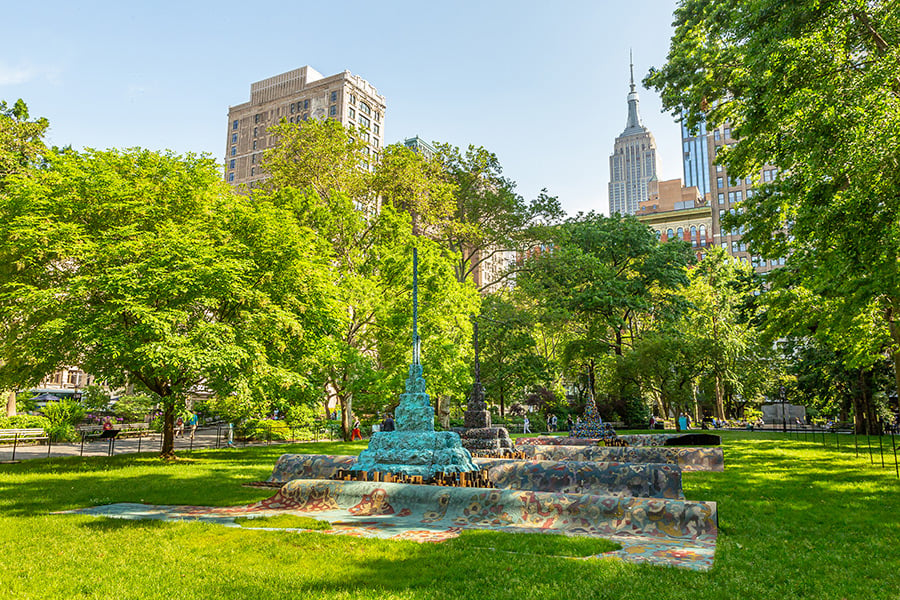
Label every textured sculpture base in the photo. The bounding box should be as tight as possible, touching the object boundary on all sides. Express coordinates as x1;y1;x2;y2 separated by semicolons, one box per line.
350;363;478;478
460;426;516;458
351;430;478;478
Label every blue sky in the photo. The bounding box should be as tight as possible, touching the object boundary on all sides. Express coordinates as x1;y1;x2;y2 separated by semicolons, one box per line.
1;0;683;217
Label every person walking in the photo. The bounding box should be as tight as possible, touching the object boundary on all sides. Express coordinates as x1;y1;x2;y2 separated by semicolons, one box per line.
351;418;363;441
188;411;199;440
523;415;531;434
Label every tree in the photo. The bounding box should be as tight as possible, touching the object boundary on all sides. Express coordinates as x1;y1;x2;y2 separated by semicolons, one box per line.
520;213;695;408
433;143;564;290
1;99;49;416
646;0;900;411
477;292;550;417
260;119;479;439
0;147;335;457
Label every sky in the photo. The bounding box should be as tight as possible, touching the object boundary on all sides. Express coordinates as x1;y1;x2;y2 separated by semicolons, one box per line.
0;0;684;217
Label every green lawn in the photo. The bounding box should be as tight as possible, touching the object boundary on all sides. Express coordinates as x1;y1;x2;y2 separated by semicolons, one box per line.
1;433;898;599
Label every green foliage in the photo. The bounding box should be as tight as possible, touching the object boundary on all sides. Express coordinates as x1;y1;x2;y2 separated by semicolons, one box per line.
237;418;292;441
0;414;50;430
647;0;900;408
40;399;85;442
0;146;336;455
113;394;156;422
0;99;49;191
79;384;111;412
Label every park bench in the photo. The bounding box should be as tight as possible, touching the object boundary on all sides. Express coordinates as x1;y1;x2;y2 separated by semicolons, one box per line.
0;428;50;461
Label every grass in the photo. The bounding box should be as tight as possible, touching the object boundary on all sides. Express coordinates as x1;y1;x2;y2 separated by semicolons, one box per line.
234;515;332;530
0;433;898;599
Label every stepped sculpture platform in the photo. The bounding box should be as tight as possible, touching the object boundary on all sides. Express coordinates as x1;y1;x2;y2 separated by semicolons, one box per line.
350;363;478;480
570;395;607;438
459;380;515;457
518;444;725;471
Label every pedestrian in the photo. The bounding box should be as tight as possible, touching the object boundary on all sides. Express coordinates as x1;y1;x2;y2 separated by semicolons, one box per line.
188;411;199;440
550;414;557;432
351;418;363;441
382;414;395;432
175;415;184;438
226;422;235;447
566;415;573;435
523;415;531;434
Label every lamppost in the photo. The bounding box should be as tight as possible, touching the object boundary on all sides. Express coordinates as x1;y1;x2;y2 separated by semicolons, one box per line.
779;385;787;434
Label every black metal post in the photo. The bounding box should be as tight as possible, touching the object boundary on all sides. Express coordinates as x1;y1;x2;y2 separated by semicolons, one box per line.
80;431;85;457
892;430;898;479
878;428;885;468
47;435;51;458
11;433;17;462
137;434;142;454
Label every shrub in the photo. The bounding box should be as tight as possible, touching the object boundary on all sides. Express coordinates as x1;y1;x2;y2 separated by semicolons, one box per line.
41;400;86;442
238;419;292;441
0;415;51;431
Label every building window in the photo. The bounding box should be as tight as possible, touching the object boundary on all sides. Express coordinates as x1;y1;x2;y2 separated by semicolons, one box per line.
253;141;257;150
231;133;237;144
290;103;295;114
699;224;707;246
255;114;261;124
690;225;697;247
717;177;724;188
250;167;255;176
349;107;355;119
229;159;235;169
253;127;258;137
330;91;338;103
232;120;238;130
676;227;684;240
252;154;256;164
329;105;337;116
230;146;236;157
360;101;371;115
667;228;674;240
375;111;381;122
302;113;309;120
373;137;379;148
732;241;739;253
373;123;379;135
349;93;356;105
359;115;370;129
714;129;721;141
228;172;235;182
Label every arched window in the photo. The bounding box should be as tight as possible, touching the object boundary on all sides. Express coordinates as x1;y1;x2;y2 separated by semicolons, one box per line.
676;227;684;241
690;225;698;247
655;230;662;240
699;224;707;247
667;228;674;241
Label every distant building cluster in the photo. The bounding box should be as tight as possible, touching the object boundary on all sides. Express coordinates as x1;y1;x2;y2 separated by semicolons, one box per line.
609;59;784;273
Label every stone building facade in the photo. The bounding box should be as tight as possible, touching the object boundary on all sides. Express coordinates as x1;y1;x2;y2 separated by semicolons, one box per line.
225;66;386;189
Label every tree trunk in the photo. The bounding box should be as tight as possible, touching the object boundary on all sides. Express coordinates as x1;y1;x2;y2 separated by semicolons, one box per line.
161;400;176;458
5;390;15;417
340;394;352;441
885;305;900;416
714;373;726;421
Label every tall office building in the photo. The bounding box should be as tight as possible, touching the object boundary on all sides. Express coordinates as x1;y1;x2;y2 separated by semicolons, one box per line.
608;58;659;215
681;115;711;197
225;66;386;188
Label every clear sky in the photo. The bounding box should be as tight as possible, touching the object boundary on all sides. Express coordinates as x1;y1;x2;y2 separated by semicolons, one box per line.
0;0;683;217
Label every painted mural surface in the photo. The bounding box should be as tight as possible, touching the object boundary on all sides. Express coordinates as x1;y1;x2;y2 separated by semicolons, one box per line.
63;479;717;570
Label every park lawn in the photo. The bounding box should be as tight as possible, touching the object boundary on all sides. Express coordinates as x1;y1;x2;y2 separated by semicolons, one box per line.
0;433;898;600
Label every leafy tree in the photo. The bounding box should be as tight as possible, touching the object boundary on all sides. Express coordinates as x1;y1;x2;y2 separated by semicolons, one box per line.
477;292;550;416
646;0;900;410
112;394;157;423
0;147;334;457
1;100;49;416
260;119;479;439
520;213;694;407
79;384;112;412
433;143;564;290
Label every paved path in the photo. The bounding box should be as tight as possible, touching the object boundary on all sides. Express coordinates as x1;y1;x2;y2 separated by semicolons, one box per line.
0;426;340;462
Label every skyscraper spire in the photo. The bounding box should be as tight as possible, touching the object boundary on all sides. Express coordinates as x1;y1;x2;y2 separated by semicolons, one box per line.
624;51;644;134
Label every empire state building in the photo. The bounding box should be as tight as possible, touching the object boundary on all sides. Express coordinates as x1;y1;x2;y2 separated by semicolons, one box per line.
608;58;659;215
